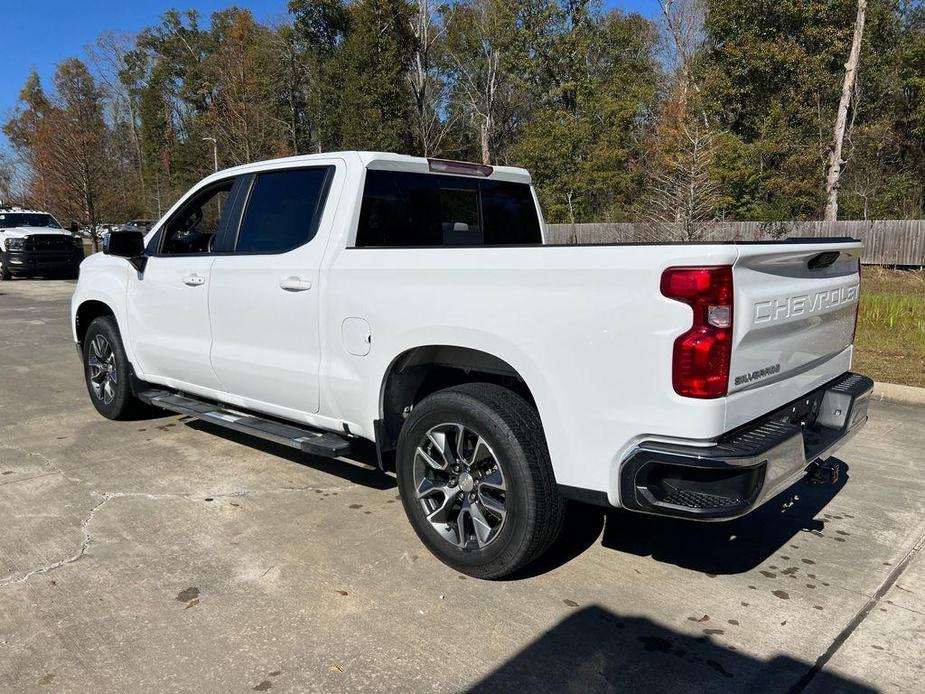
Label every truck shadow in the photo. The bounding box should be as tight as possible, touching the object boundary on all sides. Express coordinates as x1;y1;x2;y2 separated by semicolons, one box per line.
177;415;849;575
471;605;874;693
601;460;850;575
516;460;849;579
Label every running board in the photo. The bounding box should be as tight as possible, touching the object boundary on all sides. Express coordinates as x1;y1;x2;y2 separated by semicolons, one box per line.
138;389;353;458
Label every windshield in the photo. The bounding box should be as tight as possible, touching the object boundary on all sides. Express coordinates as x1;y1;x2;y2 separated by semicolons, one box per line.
0;213;62;229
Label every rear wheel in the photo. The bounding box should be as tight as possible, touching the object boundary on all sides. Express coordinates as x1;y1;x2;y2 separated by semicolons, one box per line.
396;383;565;579
83;316;141;420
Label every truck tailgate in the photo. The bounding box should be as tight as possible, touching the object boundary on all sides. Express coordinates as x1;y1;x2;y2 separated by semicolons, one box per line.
729;241;862;395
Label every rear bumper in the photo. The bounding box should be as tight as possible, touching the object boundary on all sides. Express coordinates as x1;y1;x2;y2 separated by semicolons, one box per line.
617;371;872;520
2;248;83;274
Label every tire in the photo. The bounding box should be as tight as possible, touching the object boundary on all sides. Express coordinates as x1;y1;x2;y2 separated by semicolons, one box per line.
0;254;11;281
82;316;141;420
396;383;565;579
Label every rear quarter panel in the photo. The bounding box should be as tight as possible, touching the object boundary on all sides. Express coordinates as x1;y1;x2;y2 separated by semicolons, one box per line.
323;244;741;499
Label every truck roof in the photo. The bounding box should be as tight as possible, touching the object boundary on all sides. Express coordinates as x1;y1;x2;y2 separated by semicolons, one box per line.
213;151;532;185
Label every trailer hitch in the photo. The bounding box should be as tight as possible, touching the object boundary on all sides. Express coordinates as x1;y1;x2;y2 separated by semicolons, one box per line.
807;458;840;484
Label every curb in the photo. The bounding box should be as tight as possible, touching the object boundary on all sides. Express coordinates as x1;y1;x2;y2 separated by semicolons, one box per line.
872;381;925;406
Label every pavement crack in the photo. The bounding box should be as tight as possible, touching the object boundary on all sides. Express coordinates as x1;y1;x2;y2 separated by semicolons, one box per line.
24;450;86;487
0;453;357;589
0;494;111;588
787;532;925;693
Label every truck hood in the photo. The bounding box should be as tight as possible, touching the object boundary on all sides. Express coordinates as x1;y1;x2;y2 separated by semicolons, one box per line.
0;226;72;239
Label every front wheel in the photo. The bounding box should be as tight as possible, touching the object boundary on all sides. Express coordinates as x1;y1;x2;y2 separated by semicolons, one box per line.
396;383;565;579
82;316;141;420
0;254;11;281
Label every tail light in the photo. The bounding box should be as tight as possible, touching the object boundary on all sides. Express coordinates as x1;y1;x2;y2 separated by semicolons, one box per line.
661;266;734;398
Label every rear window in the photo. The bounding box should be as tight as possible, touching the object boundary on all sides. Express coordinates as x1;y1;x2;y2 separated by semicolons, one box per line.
355;171;541;247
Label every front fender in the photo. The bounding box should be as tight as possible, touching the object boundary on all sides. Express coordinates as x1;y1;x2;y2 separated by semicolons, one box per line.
70;255;135;363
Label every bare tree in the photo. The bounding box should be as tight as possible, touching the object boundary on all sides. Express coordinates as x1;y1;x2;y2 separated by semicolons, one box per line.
407;0;455;156
87;32;146;203
640;119;721;241
0;150;15;204
640;2;716;240
267;22;310;156
841;122;896;220
824;0;867;221
658;0;705;103
445;0;507;165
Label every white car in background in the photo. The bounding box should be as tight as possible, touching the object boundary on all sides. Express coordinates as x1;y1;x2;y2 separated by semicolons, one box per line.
69;151;872;578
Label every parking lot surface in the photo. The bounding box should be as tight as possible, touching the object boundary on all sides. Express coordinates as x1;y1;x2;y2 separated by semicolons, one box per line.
1;279;923;693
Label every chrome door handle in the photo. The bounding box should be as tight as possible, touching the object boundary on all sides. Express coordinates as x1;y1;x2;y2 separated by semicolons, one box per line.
183;274;205;287
279;276;312;292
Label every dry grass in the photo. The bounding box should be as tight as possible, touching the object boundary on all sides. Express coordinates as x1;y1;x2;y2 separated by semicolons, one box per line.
853;267;925;388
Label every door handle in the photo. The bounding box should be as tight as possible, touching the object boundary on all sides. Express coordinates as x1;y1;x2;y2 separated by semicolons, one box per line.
183;273;205;287
279;276;312;292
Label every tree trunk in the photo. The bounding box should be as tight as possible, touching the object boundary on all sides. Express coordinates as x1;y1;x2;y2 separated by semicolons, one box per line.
824;0;867;222
480;118;491;165
126;97;146;206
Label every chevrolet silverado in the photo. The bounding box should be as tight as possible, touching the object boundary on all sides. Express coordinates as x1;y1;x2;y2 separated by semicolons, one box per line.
70;152;872;578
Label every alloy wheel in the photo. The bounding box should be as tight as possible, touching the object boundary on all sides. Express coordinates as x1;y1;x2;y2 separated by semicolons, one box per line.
87;334;118;405
413;423;507;549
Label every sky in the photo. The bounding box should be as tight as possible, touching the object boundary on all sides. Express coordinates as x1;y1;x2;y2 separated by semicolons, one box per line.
0;0;660;149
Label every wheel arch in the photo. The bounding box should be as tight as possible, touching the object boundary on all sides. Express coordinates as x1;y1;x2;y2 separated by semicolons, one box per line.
376;345;542;456
74;299;116;348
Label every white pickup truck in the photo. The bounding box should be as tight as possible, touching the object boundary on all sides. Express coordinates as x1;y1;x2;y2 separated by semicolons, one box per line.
71;152;872;578
1;207;84;280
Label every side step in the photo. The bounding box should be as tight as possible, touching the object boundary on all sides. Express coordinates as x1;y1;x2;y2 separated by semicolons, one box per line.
138;389;353;458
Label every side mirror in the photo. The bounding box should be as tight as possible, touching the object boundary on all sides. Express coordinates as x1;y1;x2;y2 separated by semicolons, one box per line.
68;221;79;233
104;230;147;272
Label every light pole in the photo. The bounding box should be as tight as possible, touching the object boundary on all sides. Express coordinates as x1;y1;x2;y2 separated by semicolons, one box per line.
202;137;218;172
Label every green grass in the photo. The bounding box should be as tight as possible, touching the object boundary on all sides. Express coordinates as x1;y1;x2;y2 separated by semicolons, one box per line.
853;268;925;388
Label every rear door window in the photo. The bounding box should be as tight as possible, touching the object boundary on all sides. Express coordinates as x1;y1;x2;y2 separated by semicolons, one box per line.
235;167;332;254
355;171;541;247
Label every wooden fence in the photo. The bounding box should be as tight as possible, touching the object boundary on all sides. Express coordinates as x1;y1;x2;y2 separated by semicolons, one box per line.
545;220;925;266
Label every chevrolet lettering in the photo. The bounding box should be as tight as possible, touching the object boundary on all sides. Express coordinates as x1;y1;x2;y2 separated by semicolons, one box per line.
754;284;860;325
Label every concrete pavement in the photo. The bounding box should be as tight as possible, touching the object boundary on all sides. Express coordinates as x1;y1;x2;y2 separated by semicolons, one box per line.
0;279;923;693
